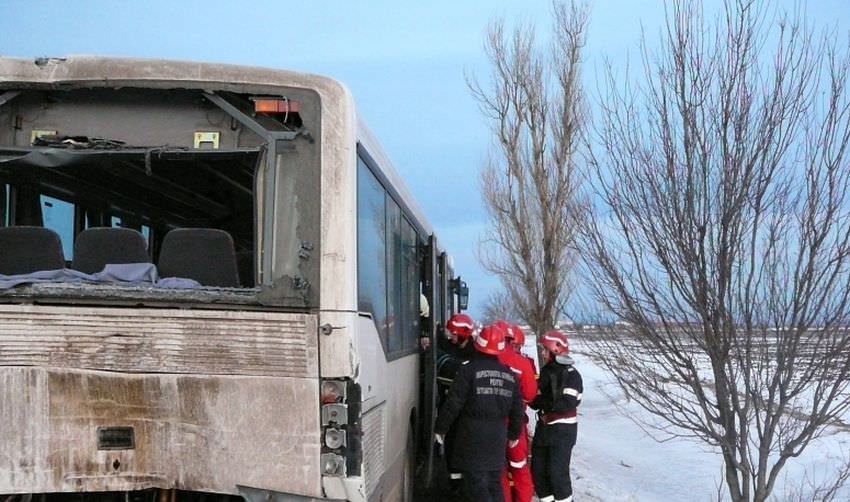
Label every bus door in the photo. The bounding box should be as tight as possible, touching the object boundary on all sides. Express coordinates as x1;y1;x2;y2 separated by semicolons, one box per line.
442;254;453;317
420;234;439;487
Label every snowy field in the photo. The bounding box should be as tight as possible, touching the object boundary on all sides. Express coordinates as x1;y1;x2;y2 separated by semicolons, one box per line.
564;343;850;501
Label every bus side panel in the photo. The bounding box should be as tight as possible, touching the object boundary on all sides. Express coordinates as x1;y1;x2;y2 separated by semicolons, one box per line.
354;316;418;502
0;305;323;498
380;355;419;501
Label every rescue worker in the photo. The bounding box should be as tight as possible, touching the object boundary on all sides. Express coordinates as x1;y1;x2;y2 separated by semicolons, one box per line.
530;330;583;502
438;313;477;362
437;314;477;398
436;312;478;492
497;323;538;502
435;324;524;502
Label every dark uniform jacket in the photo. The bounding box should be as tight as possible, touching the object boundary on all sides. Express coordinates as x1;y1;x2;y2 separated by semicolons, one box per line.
436;336;475;390
434;351;524;471
530;360;583;424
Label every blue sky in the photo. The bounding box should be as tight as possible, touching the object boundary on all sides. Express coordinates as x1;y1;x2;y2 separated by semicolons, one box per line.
1;0;848;318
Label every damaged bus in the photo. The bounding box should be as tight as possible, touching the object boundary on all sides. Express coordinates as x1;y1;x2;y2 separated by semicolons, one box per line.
0;56;468;502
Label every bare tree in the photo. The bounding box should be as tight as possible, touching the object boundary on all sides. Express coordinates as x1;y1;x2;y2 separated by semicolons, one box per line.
481;290;522;324
471;1;588;336
581;1;850;500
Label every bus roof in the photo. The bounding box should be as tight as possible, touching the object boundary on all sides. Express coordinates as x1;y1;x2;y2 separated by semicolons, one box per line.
0;55;341;94
356;117;434;239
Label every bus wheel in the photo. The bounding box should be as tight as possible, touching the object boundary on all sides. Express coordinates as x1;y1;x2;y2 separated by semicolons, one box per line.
402;428;415;502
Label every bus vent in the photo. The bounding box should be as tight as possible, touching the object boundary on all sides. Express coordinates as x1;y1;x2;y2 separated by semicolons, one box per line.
361;404;385;498
97;426;135;450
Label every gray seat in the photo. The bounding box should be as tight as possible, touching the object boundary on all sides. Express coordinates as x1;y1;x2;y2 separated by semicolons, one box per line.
157;228;240;287
72;227;150;274
235;250;256;288
0;226;66;275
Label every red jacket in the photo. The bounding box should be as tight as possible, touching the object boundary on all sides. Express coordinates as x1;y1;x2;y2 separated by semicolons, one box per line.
498;348;538;404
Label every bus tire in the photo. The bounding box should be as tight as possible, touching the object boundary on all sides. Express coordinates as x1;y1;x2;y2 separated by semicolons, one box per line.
402;427;415;502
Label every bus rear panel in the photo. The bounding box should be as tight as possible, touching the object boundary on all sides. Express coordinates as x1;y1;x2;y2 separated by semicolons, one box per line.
0;57;328;501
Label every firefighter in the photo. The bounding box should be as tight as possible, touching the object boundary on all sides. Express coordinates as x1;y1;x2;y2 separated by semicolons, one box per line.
530;330;583;502
437;313;477;395
438;313;477;360
497;323;538;502
436;312;478;492
435;324;524;502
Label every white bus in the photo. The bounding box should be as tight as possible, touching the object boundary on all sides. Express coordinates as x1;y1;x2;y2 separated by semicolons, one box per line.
0;56;468;502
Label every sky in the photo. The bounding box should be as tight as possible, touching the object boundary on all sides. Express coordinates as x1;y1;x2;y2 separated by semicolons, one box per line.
1;0;848;319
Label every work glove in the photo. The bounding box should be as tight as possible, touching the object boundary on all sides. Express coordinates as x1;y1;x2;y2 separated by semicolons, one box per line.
434;433;445;446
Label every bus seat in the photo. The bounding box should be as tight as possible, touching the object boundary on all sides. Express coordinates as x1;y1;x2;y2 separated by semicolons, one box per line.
72;227;151;274
235;250;255;288
0;226;66;275
158;228;240;287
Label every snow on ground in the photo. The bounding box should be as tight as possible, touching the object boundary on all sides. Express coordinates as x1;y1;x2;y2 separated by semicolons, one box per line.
566;350;723;501
561;345;850;501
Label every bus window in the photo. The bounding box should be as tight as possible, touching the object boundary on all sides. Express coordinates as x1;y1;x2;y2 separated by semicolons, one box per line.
434;258;444;331
40;195;74;259
386;196;403;353
110;215;150;244
402;218;419;350
358;156;424;356
357;157;388;342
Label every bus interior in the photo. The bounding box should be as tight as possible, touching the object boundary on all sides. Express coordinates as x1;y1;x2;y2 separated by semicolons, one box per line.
0;86;312;302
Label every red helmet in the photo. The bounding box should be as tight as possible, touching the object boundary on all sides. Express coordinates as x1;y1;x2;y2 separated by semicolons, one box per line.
508;324;526;346
493;319;511;333
540;330;570;355
446;313;476;341
473;324;507;355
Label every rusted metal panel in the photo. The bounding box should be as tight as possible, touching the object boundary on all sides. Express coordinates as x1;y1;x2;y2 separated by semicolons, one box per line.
0;282;264;305
0;304;317;378
0;304;322;497
0;368;322;496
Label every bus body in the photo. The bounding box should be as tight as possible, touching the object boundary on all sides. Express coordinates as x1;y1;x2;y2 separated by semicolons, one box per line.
0;57;460;502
